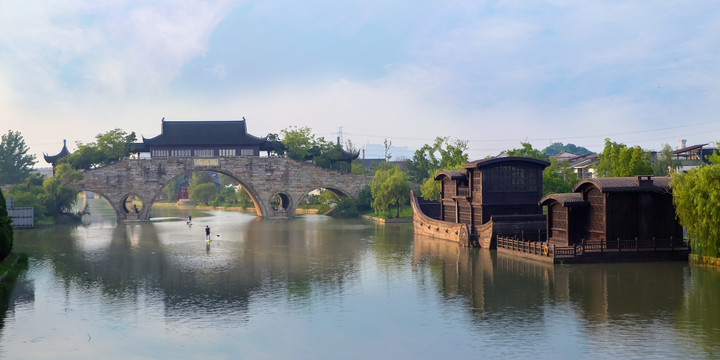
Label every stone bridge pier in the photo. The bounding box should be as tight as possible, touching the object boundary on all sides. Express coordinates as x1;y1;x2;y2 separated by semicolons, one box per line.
73;157;373;222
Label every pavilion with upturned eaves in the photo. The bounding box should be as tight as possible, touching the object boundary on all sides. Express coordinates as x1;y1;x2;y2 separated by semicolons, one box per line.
43;139;71;175
131;119;267;158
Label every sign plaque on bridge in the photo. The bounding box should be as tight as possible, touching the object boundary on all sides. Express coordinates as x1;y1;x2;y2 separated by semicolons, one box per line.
194;158;219;166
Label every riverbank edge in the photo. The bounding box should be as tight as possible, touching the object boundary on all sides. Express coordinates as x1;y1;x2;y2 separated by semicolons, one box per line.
0;253;28;284
152;202;320;214
689;254;720;269
361;215;412;224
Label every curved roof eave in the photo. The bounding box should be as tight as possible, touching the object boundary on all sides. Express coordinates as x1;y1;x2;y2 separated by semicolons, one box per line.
463;157;550;169
539;193;587;207
434;170;467;181
573;176;672;193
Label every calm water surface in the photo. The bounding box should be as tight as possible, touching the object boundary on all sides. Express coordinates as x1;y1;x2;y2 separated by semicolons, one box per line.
1;205;720;359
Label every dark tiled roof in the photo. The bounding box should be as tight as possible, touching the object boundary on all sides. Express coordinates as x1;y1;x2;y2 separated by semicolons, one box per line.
434;170;467;181
573;176;672;193
142;120;266;146
463;156;550;169
674;144;708;155
43;140;70;164
131;143;149;152
539;193;587;207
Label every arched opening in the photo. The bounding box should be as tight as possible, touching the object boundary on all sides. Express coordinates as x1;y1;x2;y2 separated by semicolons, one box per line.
77;190;117;224
122;194;144;214
270;192;290;212
297;187;355;216
153;170;263;219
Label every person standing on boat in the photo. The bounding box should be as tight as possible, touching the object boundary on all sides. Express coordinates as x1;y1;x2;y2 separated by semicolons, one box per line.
188;214;192;224
205;225;211;241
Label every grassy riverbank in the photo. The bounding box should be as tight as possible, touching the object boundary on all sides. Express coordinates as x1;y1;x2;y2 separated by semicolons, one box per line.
0;253;28;290
359;207;413;223
0;254;28;280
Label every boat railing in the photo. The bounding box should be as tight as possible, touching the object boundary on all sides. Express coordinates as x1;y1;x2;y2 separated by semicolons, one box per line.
497;235;689;259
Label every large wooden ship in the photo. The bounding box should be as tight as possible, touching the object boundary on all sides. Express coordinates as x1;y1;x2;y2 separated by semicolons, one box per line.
412;157;549;248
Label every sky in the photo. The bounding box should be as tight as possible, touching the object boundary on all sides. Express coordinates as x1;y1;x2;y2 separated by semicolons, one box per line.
2;0;720;164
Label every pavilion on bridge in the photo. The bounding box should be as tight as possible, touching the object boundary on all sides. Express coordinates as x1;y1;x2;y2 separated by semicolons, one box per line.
131;118;267;158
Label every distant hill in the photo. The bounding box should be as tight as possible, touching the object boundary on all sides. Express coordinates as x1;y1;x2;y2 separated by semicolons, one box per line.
543;142;594;156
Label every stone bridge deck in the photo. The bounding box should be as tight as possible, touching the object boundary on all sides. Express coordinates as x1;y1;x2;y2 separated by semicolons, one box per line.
74;157;373;221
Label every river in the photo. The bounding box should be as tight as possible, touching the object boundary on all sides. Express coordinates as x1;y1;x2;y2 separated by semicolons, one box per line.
1;204;719;359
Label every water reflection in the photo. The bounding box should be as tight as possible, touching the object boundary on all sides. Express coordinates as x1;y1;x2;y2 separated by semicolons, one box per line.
412;233;720;358
12;213;382;324
2;209;720;359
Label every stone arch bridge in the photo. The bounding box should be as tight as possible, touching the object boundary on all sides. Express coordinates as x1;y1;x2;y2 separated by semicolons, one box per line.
72;157;373;221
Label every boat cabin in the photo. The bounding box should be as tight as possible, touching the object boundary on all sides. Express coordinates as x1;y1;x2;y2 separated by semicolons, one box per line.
540;176;683;246
435;157;549;227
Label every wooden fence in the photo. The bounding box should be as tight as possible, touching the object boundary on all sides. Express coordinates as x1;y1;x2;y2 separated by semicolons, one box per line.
497;235;689;259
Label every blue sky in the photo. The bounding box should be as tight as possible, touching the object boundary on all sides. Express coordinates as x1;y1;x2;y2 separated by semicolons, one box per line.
2;0;719;163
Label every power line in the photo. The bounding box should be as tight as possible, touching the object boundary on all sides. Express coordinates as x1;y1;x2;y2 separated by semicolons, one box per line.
330;119;719;144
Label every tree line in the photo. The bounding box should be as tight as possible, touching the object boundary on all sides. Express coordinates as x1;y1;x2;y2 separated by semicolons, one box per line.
1;127;719;261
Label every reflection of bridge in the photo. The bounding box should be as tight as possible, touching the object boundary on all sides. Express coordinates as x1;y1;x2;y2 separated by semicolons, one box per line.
72;157;372;221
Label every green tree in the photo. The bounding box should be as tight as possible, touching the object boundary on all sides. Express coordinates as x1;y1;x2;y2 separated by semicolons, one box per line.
330;197;358;218
279;126;354;172
96;129;136;165
596;138;653;177
351;161;368;174
236;186;253;208
543;142;593;156
671;152;720;257
506;142;547;160
653;144;680;176
9;165;83;224
318;189;339;205
63;128;136;169
262;133;286;156
7;173;49;223
64;143;102;170
708;143;720;164
356;184;372;211
371;166;410;218
281;125;315;161
0;130;37;185
419;177;441;201
435;137;469;170
188;171;216;205
189;171;214;188
407;144;439;184
190;183;218;205
0;188;14;260
42;164;83;216
542;159;580;195
212;185;237;207
163;175;187;201
406;137;468;184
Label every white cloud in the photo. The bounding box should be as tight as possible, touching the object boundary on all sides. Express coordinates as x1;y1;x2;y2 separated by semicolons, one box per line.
0;0;239;99
3;0;720;164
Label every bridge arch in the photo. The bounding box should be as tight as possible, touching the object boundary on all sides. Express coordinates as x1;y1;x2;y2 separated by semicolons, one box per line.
153;170;266;217
65;186;124;222
75;157;372;221
121;193;145;217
